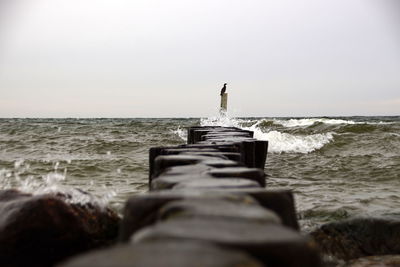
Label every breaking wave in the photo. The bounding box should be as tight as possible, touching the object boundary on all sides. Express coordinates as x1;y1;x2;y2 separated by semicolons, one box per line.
0;160;116;208
272;118;355;127
200;115;335;153
171;126;187;141
249;127;334;154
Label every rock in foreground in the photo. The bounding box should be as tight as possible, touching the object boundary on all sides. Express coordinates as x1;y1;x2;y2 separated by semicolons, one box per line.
311;217;400;260
0;189;120;267
347;255;400;267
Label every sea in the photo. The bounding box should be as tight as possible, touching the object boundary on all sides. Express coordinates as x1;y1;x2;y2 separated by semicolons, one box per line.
0;116;399;231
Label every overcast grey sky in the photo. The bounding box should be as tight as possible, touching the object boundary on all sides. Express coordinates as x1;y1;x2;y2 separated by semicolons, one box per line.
0;0;399;117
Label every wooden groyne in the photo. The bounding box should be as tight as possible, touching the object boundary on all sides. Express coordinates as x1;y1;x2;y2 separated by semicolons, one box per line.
61;125;322;267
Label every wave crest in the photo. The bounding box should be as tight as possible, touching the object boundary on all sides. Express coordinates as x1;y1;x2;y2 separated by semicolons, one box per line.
200;115;335;153
171;126;187;141
273;118;356;127
0;161;116;208
249;126;334;153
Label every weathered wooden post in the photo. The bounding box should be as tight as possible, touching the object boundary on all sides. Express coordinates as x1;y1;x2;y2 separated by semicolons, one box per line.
220;93;228;114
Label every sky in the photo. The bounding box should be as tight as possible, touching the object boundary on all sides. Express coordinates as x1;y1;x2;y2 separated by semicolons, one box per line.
0;0;399;117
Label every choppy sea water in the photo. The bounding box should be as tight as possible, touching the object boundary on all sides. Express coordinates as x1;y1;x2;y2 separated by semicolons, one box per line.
0;116;399;231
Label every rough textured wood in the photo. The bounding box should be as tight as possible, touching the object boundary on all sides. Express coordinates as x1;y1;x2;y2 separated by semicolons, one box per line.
202;188;300;231
133;218;321;267
158;198;281;223
172;177;261;190
151;174;215;191
59;241;264;267
119;190;259;242
207;167;266;187
118;125;321;267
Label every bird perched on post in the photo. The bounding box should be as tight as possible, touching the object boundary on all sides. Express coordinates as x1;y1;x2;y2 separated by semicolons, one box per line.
220;83;227;96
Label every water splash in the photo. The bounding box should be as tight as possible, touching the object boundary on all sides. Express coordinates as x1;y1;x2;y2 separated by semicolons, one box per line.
0;160;116;208
273;118;355;127
272;118;395;128
171;126;187;141
253;129;334;153
200;114;242;128
200;114;335;153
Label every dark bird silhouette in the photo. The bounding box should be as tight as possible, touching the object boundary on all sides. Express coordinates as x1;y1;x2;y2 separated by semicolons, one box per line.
220;83;227;96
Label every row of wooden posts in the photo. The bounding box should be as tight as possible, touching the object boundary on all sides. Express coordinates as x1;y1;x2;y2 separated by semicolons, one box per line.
116;125;322;266
61;94;322;266
62;124;322;267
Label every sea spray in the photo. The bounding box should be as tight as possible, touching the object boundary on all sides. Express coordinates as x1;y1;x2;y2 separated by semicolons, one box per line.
200;114;335;153
251;129;334;153
273;118;355;127
1;117;399;230
171;126;187;141
271;118;395;128
0;160;117;208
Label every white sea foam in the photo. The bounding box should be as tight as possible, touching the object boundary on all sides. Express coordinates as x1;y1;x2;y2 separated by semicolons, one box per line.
272;118;356;127
200;115;241;127
0;161;116;208
200;115;256;128
248;126;334;153
200;115;335;153
172;126;187;141
272;118;394;127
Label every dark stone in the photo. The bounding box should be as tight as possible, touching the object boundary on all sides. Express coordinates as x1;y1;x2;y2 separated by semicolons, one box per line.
0;189;120;267
172;177;261;190
207;167;266;187
59;241;264;267
347;255;400;267
133;218;322;267
119;190;258;242
158;198;281;224
311;217;400;260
